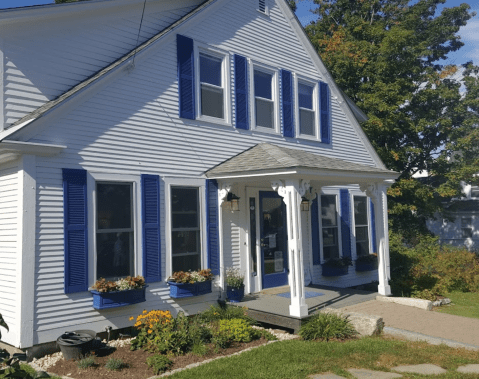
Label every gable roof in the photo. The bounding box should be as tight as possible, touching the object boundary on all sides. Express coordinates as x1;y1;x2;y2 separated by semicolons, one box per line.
0;0;378;169
205;143;397;179
0;0;215;142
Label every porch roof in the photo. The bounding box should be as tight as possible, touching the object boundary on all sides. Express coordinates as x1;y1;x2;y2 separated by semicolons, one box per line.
205;143;398;183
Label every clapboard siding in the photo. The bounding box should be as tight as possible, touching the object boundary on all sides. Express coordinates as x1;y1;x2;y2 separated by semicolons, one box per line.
0;162;19;346
2;0;202;128
6;0;382;345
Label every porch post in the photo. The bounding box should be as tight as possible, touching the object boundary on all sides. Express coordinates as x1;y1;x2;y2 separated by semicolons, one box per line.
272;179;308;318
361;182;392;296
218;183;232;300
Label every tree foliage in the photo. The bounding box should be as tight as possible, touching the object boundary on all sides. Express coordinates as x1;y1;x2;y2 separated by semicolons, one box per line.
303;0;479;237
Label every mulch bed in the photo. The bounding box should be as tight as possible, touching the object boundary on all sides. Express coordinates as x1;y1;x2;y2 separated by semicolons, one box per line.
48;338;269;379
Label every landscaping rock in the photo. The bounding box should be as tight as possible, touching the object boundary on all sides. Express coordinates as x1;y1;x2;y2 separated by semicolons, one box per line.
347;368;402;378
457;364;479;374
376;296;433;311
392;364;447;375
320;308;383;336
308;373;345;379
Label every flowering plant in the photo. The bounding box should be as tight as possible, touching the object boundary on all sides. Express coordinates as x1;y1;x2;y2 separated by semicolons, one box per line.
322;257;353;268
91;275;145;293
356;253;378;264
225;267;244;288
167;269;213;284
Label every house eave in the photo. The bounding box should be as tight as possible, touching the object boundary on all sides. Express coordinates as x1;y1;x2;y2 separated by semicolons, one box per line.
0;140;66;164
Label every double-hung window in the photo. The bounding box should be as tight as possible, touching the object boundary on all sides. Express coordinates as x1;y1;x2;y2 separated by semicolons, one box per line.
171;186;201;272
96;182;134;279
298;82;316;137
354;196;370;257
461;216;473;238
253;67;277;131
199;53;224;119
321;195;340;261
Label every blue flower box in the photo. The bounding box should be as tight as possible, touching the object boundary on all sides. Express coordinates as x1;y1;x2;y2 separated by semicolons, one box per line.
355;261;378;272
226;285;244;303
91;286;148;310
168;281;212;298
321;265;348;277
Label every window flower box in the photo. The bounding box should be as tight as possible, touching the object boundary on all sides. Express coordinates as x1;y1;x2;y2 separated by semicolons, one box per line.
355;254;378;272
91;286;148;310
167;269;213;298
321;257;352;277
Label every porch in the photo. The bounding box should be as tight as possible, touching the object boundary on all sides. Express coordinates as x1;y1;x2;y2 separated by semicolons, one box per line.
228;285;378;332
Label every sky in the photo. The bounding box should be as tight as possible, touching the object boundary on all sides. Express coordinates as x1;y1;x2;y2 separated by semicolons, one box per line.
1;0;478;65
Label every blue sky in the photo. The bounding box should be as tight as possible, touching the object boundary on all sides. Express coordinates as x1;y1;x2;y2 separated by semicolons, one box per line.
1;0;478;65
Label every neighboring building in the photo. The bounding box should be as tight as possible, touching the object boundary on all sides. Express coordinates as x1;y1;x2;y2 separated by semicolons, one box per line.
0;0;397;349
427;182;479;251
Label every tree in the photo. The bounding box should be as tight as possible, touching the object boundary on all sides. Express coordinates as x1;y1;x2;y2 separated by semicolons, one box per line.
304;0;479;237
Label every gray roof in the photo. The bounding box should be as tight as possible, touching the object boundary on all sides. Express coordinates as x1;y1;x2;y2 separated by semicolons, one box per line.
205;143;397;178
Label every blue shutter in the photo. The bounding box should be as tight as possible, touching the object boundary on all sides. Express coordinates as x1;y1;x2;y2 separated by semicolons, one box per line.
177;34;195;120
311;196;320;265
234;54;249;130
320;81;331;144
206;179;220;275
281;69;294;138
141;175;161;283
340;189;351;258
370;198;377;253
63;169;88;294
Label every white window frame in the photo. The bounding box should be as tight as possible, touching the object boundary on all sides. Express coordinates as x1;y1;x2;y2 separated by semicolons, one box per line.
194;42;231;126
351;192;372;259
461;216;473;239
295;75;320;141
164;177;207;278
319;190;342;263
249;60;280;134
87;173;142;286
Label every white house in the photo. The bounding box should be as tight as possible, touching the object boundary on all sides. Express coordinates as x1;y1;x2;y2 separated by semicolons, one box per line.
0;0;398;350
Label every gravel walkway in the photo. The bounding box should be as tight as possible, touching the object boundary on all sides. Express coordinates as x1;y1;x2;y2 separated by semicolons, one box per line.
338;300;479;346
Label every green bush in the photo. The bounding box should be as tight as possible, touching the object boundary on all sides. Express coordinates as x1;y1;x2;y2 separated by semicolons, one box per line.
197;304;256;324
211;318;261;349
389;232;479;298
105;358;124;371
299;313;358;341
76;356;95;369
146;354;173;375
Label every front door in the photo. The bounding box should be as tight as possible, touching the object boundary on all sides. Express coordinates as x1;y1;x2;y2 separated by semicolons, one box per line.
259;191;288;289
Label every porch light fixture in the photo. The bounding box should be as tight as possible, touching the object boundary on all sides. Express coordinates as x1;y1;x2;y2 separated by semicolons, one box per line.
227;192;240;211
300;197;310;212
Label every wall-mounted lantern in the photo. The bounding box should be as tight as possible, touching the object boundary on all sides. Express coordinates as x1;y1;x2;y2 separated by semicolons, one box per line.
227;192;240;211
300;197;310;212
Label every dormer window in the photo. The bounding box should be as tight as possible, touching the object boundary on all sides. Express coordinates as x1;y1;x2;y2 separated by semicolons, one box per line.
199;53;224;119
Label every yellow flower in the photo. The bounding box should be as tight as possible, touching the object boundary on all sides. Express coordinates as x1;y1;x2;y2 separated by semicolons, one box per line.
129;316;134;321
143;310;147;314
148;329;152;334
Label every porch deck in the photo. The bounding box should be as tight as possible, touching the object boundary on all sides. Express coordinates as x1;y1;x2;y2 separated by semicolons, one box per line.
229;285;378;332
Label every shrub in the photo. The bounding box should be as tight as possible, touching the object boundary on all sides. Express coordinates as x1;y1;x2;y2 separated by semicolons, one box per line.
76;356;95;369
299;313;358;341
105;358;124;371
211;318;260;348
197;304;256;325
146;354;173;375
130;310;173;351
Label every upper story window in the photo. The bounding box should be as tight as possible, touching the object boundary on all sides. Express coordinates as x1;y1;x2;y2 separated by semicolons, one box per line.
354;196;369;257
171;186;201;272
252;65;279;132
199;53;224;119
298;82;316;137
96;182;134;279
321;194;340;261
471;186;479;198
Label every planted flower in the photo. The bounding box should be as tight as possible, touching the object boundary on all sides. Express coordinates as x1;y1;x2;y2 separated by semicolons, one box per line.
225;267;244;289
91;275;145;292
167;269;213;284
322;257;353;268
90;275;147;310
356;253;378;264
167;269;213;298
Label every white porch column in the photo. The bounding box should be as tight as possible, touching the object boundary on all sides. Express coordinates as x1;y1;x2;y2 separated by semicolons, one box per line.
217;183;231;300
361;182;392;296
272;179;309;317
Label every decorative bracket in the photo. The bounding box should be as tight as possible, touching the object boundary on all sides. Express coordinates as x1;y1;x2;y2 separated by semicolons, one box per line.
271;180;287;198
218;183;232;205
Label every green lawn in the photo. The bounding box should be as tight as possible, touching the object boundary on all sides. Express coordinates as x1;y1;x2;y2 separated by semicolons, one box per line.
435;292;479;319
166;337;479;379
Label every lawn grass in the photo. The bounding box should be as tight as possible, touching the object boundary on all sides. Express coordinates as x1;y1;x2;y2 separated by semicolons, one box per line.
167;337;479;379
435;292;479;319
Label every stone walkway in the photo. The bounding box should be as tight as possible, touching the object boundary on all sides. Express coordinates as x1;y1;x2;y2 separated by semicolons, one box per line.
309;363;479;378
